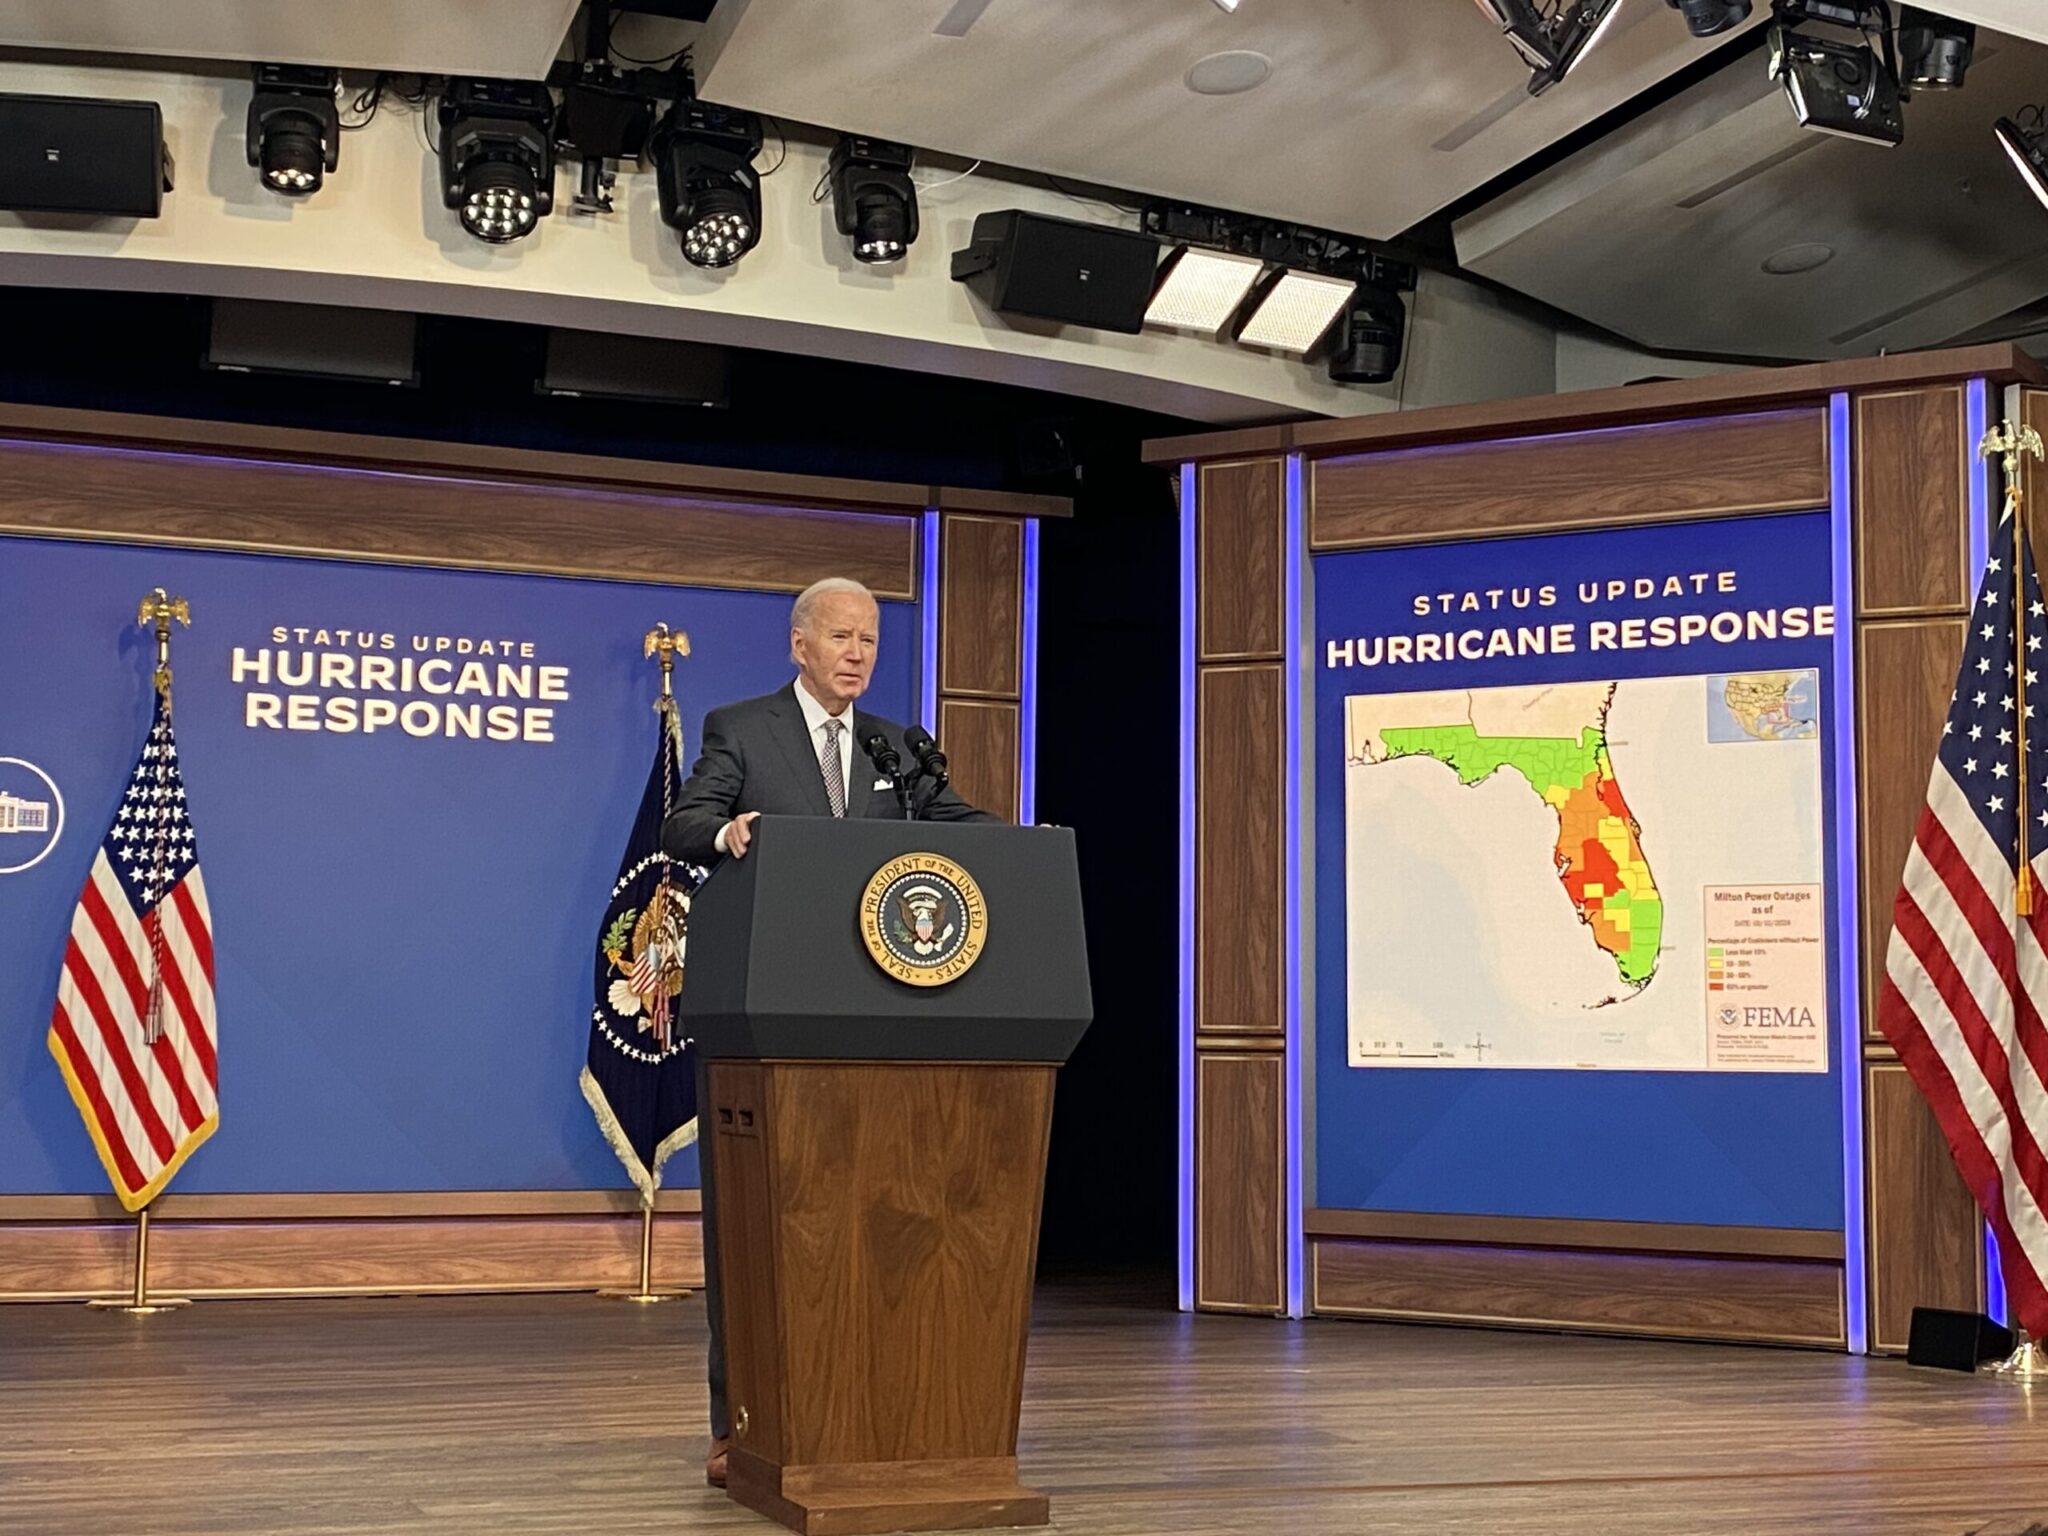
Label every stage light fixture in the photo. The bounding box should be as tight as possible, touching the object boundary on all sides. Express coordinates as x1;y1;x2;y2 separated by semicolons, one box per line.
1897;7;1973;90
1236;268;1356;353
829;136;918;264
1767;21;1904;146
1471;0;1624;95
438;78;556;244
653;97;764;270
1663;0;1752;37
1145;246;1265;333
1325;286;1408;385
1996;112;2048;211
246;64;339;196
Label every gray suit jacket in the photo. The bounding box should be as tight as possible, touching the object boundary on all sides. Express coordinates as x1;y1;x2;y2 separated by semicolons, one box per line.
660;686;998;867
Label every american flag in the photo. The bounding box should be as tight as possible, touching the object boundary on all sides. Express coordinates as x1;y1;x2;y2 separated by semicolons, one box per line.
46;695;218;1211
1878;507;2048;1337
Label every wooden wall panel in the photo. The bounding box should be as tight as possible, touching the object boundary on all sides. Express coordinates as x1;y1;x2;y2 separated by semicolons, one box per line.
1306;1208;1841;1260
1196;664;1283;1033
1854;386;1968;615
0;440;919;598
1313;1238;1844;1346
1196;1052;1284;1313
1866;1061;1981;1353
0;1213;704;1300
1198;459;1285;660
939;698;1022;824
0;1190;700;1219
939;513;1024;698
1309;410;1828;549
1858;620;1967;1037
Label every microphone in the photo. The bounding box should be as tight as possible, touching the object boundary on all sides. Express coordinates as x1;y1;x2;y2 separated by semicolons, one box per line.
861;731;902;779
903;725;949;789
862;731;912;820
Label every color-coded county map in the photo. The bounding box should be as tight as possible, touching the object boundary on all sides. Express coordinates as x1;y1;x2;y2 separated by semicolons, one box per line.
1364;686;1663;989
1342;674;1826;1071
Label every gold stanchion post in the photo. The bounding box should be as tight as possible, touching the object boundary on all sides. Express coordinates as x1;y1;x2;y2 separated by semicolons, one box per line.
84;590;197;1317
1980;419;2047;1380
596;622;695;1305
87;1203;190;1314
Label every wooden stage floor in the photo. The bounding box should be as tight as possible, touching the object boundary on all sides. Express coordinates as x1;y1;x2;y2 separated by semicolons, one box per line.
3;1278;2046;1535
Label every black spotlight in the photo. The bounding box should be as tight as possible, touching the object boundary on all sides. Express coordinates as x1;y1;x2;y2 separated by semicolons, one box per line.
246;64;339;196
437;78;556;244
1767;21;1904;146
1327;287;1407;385
1897;6;1974;91
1663;0;1751;38
1471;0;1625;96
829;136;918;264
652;98;764;270
1996;111;2048;211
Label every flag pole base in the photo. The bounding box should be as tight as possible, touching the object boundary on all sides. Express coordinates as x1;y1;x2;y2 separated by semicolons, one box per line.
595;1197;692;1302
1989;1332;2048;1381
85;1297;191;1314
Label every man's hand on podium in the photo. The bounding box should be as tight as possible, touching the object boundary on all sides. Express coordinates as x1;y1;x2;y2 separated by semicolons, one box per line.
720;812;762;859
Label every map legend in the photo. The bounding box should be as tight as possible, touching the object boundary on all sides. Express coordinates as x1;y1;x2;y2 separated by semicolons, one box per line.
1702;884;1827;1071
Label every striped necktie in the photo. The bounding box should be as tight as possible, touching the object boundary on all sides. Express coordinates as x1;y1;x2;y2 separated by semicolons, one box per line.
820;718;846;818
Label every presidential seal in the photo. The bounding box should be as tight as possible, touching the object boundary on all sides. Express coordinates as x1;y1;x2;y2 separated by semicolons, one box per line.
859;852;988;987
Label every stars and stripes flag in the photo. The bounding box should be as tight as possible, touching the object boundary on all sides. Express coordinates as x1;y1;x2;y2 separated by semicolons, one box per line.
1877;505;2048;1337
47;692;218;1211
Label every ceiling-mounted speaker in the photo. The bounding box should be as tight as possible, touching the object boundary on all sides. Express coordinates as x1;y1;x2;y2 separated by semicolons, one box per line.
951;210;1160;334
0;94;173;217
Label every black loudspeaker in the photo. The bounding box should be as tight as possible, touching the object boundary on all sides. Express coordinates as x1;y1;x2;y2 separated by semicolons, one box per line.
1906;1306;2014;1372
0;94;173;217
950;210;1159;334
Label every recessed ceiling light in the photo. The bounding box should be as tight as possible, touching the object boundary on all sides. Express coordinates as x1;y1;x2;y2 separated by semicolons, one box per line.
1147;247;1265;333
1212;0;1242;10
1761;242;1835;275
1237;270;1356;352
1185;50;1271;96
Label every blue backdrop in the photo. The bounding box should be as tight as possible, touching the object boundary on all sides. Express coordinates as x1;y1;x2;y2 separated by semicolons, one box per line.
1312;510;1847;1229
0;535;917;1193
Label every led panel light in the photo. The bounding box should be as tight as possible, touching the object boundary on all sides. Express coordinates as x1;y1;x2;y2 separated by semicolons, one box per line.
1996;116;2048;212
1236;268;1355;352
1146;246;1264;333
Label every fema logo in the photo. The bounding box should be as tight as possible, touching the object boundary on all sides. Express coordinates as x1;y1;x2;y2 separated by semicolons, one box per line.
859;853;988;987
0;757;63;875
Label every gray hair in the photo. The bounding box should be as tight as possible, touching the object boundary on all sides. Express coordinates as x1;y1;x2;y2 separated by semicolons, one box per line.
790;577;878;646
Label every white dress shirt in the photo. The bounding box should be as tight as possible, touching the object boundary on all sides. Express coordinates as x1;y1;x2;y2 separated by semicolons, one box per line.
713;680;858;853
790;678;857;802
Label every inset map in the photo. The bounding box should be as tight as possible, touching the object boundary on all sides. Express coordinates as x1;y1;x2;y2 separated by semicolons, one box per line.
1707;670;1819;743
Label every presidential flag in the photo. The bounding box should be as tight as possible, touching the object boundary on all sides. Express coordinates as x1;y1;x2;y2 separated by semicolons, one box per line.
580;700;703;1197
47;693;218;1211
1877;505;2048;1338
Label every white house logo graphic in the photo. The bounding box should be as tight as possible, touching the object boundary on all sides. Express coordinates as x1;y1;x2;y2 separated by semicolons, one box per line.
0;791;51;833
0;758;64;874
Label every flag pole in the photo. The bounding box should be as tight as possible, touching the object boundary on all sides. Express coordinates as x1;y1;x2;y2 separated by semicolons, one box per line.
87;1201;191;1314
83;590;197;1317
1982;419;2048;1379
597;624;695;1306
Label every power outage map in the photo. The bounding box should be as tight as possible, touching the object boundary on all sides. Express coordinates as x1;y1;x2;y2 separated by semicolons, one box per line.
1343;673;1827;1072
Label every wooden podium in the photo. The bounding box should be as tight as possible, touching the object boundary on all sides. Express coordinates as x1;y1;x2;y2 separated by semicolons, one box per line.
682;818;1093;1535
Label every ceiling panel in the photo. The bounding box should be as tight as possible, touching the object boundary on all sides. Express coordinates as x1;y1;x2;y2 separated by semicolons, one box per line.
696;0;1767;241
1455;30;2048;360
0;0;581;79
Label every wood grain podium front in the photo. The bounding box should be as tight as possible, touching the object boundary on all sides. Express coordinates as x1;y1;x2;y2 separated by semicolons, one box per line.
681;818;1093;1535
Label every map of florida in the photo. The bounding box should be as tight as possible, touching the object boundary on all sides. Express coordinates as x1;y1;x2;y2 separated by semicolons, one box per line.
1349;683;1664;989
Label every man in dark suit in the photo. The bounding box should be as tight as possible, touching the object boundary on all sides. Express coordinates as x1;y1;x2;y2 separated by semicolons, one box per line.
662;575;996;1488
